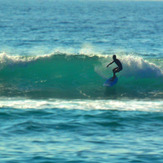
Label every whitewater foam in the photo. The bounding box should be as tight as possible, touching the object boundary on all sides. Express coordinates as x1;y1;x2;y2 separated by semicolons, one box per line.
0;98;162;112
121;55;163;77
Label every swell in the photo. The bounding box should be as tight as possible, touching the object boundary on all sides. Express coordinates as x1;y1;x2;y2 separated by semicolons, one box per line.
0;52;162;99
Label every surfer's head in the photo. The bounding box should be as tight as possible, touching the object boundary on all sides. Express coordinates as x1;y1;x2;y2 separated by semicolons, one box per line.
113;55;116;60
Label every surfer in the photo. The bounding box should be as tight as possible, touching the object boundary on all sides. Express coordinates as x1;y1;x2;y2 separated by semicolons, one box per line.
106;55;123;80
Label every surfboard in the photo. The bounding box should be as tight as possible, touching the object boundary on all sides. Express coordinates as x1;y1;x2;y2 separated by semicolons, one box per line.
103;77;118;87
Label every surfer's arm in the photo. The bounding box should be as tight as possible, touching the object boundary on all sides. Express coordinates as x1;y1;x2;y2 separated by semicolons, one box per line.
106;61;114;67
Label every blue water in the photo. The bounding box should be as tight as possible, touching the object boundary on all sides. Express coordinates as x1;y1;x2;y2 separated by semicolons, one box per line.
0;0;163;162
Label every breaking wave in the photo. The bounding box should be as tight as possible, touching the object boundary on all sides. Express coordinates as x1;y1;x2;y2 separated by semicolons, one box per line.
0;52;162;99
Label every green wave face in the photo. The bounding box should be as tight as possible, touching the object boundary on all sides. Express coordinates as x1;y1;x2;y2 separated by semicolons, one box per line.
0;53;162;99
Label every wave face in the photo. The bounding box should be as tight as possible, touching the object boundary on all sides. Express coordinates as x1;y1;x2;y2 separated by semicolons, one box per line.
0;52;162;99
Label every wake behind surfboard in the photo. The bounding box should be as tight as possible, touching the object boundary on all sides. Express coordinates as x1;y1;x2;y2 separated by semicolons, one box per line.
103;77;118;87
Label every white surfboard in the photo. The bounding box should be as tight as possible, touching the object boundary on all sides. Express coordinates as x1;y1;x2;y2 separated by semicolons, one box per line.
103;77;118;87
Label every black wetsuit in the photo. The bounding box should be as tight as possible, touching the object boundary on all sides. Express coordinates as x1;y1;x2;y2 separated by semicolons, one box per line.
114;59;123;72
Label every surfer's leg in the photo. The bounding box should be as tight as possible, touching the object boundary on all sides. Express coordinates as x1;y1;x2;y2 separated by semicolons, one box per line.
112;73;116;80
113;67;119;73
112;68;118;80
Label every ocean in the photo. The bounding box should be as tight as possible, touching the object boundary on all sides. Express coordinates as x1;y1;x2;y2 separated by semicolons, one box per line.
0;0;163;162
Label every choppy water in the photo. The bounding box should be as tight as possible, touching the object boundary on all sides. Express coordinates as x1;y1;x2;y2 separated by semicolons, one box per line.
0;0;163;162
